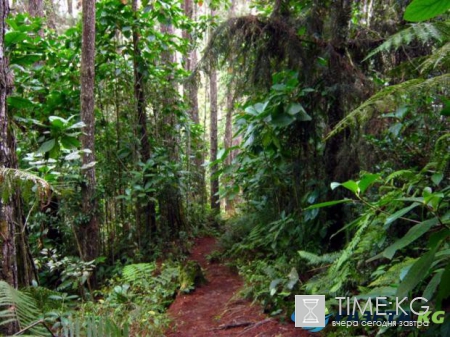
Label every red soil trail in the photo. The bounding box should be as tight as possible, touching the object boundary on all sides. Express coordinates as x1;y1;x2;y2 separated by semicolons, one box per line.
166;237;309;337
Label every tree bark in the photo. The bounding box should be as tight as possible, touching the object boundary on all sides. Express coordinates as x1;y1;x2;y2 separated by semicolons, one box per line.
28;0;43;17
67;0;73;15
223;0;236;212
183;0;206;204
0;0;17;290
132;0;156;245
209;57;219;211
158;22;187;235
79;0;99;262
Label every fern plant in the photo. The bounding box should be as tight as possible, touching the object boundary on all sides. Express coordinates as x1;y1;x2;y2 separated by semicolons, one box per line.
0;281;48;336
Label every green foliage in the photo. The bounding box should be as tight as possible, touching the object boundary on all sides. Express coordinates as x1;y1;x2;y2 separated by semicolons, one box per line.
0;281;46;336
303;160;449;308
178;261;207;293
404;0;450;22
0;167;51;204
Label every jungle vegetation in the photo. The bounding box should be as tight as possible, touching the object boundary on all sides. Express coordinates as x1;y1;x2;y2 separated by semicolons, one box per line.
0;0;449;336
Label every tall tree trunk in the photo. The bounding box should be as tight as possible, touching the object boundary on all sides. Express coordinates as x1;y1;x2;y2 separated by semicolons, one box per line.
223;0;236;213
79;0;99;262
132;0;156;247
67;0;73;15
0;0;18;291
183;0;206;204
209;66;219;211
28;0;43;17
1;0;36;294
159;22;187;236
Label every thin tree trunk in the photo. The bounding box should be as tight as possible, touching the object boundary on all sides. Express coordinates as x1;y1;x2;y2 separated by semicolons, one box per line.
223;0;236;212
79;0;99;262
209;71;219;211
67;0;73;15
183;0;205;204
132;0;156;246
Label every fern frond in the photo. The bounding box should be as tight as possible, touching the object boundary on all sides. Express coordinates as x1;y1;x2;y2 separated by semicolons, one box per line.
365;21;450;60
298;251;340;265
0;281;45;335
0;168;52;204
385;170;415;183
420;42;450;73
369;258;416;287
325;74;450;140
122;263;156;283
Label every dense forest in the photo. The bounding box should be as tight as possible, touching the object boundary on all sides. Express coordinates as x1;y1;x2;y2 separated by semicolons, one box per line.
0;0;449;336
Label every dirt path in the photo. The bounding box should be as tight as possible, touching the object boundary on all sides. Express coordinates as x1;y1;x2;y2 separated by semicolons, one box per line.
166;237;309;337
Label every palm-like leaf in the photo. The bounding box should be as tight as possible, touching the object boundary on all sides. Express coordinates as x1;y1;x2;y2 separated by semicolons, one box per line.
0;281;46;335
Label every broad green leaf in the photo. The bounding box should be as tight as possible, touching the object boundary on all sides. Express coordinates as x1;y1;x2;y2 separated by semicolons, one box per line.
341;180;359;194
297;110;312;122
397;243;441;298
67;121;86;130
382;218;438;259
404;0;450;22
65;152;80;161
385;202;420;227
423;270;443;300
436;263;450;308
12;54;41;66
287;103;304;116
358;173;381;194
81;161;97;170
217;148;226;160
7;96;34;109
61;136;80;149
272;84;286;91
37;139;56;153
270;279;282;296
431;172;443;186
244;105;258;116
5;31;27;47
440;100;450;116
304;199;352;210
286;267;299;290
255;101;268;114
271;114;294;128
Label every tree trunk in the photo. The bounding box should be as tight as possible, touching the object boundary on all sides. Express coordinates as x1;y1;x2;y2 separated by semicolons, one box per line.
28;0;43;17
223;0;236;213
132;0;156;247
209;64;219;211
1;0;36;293
67;0;73;15
0;0;17;289
79;0;99;262
159;22;187;236
183;0;206;204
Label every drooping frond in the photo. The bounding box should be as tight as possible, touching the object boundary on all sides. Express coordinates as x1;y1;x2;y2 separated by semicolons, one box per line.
325;74;450;140
0;168;52;205
0;281;46;335
420;42;450;73
365;21;450;60
298;251;340;265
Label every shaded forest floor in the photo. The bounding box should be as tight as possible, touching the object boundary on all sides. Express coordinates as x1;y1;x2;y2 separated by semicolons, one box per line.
166;237;307;337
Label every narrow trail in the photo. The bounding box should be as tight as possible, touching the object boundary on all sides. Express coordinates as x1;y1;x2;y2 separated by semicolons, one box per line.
166;237;309;337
